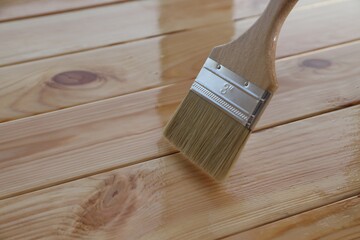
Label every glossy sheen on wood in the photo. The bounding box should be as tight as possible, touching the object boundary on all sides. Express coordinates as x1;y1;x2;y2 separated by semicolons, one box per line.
0;0;254;66
0;0;359;238
0;1;359;122
0;42;359;199
0;106;359;239
228;196;360;239
0;0;355;67
0;0;323;23
0;0;126;22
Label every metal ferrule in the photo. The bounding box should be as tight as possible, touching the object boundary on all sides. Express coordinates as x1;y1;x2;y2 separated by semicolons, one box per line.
190;58;271;130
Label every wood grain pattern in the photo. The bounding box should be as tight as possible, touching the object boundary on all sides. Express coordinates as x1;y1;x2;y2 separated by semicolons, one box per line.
0;42;359;199
258;41;360;129
0;0;318;23
227;196;360;240
0;0;355;67
0;105;359;239
0;0;251;67
0;1;359;122
210;0;298;92
0;0;126;22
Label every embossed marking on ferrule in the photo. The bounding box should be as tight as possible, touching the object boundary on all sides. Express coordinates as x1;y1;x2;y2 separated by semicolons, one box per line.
190;58;271;130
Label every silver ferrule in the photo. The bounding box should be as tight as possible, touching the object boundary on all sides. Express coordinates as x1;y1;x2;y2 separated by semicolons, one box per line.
190;58;271;130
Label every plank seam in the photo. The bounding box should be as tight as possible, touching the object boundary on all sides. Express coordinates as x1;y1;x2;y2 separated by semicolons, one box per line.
278;38;360;60
0;0;137;23
0;39;358;126
0;40;360;127
216;193;360;240
0;103;358;201
255;99;360;132
0;0;347;68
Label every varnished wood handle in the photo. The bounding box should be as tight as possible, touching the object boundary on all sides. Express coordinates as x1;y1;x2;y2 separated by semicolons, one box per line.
210;0;298;92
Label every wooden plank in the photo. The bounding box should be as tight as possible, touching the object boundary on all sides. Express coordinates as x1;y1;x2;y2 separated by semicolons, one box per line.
259;41;360;129
0;105;359;239
0;1;359;122
0;0;357;67
276;0;360;58
0;0;325;23
226;196;360;240
0;0;260;67
0;0;126;22
0;42;359;200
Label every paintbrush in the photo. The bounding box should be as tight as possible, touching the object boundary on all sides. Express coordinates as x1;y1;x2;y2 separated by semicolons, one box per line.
164;0;298;180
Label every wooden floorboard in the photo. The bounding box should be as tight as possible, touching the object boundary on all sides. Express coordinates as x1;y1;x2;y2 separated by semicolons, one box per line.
225;196;360;240
0;0;359;122
0;0;330;23
0;41;359;200
1;0;359;238
0;0;261;66
0;105;359;239
0;0;355;67
0;0;127;22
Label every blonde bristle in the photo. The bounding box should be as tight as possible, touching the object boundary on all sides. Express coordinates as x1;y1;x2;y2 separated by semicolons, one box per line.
164;91;250;181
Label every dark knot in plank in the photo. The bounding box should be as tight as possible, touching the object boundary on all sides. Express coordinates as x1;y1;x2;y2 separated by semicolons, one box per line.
52;71;98;86
302;59;331;69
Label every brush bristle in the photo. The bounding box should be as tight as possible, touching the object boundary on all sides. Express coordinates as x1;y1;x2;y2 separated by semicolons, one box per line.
164;91;250;181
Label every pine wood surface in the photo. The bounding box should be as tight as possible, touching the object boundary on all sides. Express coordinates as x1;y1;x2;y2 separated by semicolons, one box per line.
0;0;266;67
0;0;127;22
0;0;359;122
0;0;318;23
0;0;357;67
226;196;360;240
0;105;359;239
0;0;359;239
1;41;359;200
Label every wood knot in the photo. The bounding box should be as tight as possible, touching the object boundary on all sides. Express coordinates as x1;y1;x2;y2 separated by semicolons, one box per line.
52;71;98;86
302;59;331;69
71;174;139;234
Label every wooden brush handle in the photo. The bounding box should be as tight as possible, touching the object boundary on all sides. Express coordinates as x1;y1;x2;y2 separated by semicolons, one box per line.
210;0;298;92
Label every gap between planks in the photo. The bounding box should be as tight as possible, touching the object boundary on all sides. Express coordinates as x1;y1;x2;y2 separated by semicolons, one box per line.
0;0;352;68
0;12;254;68
0;27;193;68
221;195;360;239
277;38;360;61
0;0;132;23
